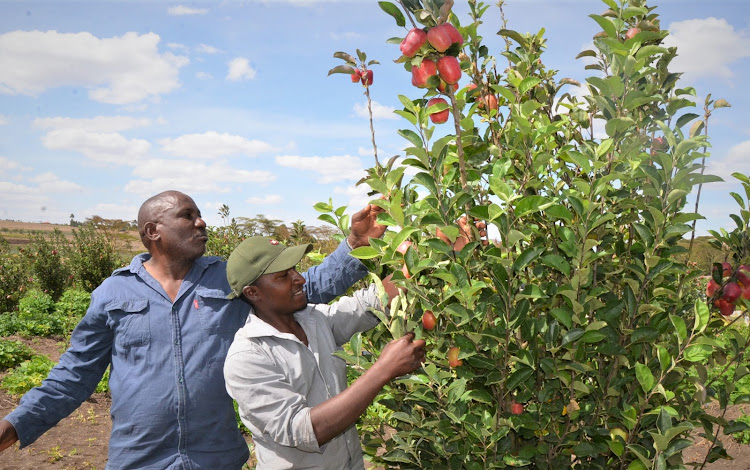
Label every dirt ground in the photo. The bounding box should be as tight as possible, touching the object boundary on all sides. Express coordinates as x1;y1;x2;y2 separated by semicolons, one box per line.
0;337;749;469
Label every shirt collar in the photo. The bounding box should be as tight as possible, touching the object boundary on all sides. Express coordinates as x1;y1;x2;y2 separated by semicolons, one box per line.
241;307;313;343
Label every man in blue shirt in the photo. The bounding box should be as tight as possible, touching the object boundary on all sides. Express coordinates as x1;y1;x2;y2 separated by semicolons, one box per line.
0;190;384;469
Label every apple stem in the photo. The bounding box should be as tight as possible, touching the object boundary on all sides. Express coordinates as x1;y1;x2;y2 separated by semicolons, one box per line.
364;86;380;168
397;0;418;29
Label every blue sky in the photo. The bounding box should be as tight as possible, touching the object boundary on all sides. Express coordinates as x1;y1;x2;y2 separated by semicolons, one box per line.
0;0;748;238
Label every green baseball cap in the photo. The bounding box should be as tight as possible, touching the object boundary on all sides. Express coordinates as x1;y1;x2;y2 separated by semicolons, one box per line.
226;236;312;299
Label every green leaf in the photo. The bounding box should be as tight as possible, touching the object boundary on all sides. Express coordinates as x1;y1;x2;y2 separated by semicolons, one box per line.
683;344;713;362
398;129;423;148
378;1;406;27
518;77;542;95
332;51;357;64
541;254;571;277
635;362;655;393
693;300;709;334
497;28;527;48
506;367;534;391
515;195;550;217
675;113;699;129
513;246;544;273
327;64;356;76
349;246;380;260
589;14;617;39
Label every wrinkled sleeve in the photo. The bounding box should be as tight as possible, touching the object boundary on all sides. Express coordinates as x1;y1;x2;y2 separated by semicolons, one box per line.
224;343;322;453
302;241;368;304
321;284;383;346
3;288;113;447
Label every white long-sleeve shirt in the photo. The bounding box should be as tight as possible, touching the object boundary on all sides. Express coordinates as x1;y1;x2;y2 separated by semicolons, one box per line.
223;284;382;470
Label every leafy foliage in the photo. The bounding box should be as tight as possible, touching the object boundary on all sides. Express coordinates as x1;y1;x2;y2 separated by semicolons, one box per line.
0;339;35;370
322;0;742;468
1;355;56;396
67;224;123;292
0;237;28;313
23;229;71;301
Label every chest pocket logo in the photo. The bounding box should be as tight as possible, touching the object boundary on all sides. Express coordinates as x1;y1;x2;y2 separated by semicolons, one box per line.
106;298;150;347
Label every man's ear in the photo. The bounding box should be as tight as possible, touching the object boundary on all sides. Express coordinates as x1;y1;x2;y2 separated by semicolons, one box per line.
242;285;260;304
143;221;160;243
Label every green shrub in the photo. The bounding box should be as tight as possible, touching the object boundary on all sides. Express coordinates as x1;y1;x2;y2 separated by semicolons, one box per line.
1;355;55;396
0;237;28;313
54;288;91;334
23;230;71;301
18;288;54;316
731;414;750;445
68;224;123;292
0;339;34;369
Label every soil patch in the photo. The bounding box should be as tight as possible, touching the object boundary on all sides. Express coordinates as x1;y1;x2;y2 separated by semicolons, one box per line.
0;337;748;469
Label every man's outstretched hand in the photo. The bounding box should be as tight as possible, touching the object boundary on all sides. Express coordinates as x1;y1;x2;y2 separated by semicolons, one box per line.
348;204;386;249
0;420;18;452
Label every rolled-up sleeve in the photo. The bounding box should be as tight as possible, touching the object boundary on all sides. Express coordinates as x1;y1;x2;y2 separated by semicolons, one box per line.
302;241;368;304
224;342;322;453
4;290;113;447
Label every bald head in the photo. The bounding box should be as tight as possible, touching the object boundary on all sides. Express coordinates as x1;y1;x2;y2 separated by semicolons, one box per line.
137;190;191;248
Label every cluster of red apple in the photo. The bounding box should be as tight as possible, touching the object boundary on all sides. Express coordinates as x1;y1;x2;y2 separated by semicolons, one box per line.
350;69;373;87
706;262;750;316
399;23;463;124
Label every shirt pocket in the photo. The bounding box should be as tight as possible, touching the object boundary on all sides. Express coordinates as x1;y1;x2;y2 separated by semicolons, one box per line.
195;288;238;335
106;298;150;348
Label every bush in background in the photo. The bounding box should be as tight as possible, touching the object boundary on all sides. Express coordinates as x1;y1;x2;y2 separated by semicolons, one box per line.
67;224;123;292
23;229;71;301
0;237;28;313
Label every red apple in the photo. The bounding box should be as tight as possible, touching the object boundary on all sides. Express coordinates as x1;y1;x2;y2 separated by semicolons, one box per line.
478;93;498;112
361;69;373;86
742;284;750;300
427;25;453;52
437;80;457;94
400;28;427;57
706;278;720;297
448;346;462;367
736;265;750;286
437;55;461;84
714;298;735;316
625;27;640;40
411;59;438;88
396;240;412;254
422;310;436;330
511;401;524;415
723;262;733;278
427;97;450;124
351;72;360;83
652;136;666;150
442;23;463;46
401;264;411;279
722;282;742;303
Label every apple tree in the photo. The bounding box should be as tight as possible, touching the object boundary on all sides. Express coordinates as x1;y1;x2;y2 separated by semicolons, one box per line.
321;0;748;468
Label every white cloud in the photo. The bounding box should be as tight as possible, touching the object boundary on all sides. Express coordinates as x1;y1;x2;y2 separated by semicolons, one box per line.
0;156;32;174
197;44;221;54
246;194;283;205
275;155;364;183
41;129;151;165
159;131;276;159
333;184;373;213
28;172;84;192
664;17;750;81
0;30;188;104
708;139;750;182
167;5;209;16
196;71;213;80
80;202;140;223
167;42;189;52
330;32;362;41
354;100;398;120
125;159;275;196
227;58;257;81
0;114;7;125
34;115;153;133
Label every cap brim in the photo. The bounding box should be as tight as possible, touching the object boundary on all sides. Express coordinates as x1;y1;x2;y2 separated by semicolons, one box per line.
263;243;313;276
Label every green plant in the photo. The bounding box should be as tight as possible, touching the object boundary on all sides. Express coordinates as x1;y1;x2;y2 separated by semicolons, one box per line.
54;288;91;334
1;355;55;396
23;229;71;301
0;237;28;313
320;0;741;468
67;224;123;292
0;339;35;369
731;414;750;445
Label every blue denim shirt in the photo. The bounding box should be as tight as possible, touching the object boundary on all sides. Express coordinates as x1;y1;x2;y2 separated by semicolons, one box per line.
4;241;367;470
